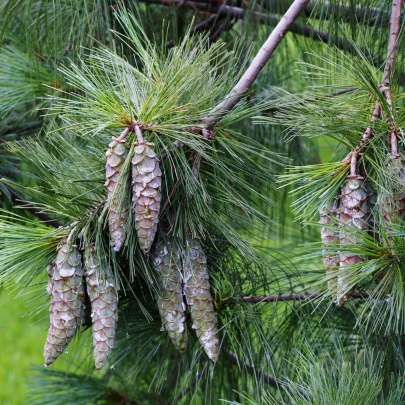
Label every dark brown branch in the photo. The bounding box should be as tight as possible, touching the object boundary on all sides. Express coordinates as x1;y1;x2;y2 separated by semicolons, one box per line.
145;0;373;61
208;15;234;44
224;350;278;387
7;186;64;228
305;2;389;27
347;1;402;162
228;291;370;304
165;14;220;48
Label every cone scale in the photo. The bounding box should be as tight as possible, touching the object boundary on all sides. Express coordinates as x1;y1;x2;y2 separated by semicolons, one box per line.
84;245;118;370
184;238;219;361
132;140;162;254
154;239;187;352
338;175;369;306
381;155;405;227
44;241;85;366
105;135;128;252
320;198;339;292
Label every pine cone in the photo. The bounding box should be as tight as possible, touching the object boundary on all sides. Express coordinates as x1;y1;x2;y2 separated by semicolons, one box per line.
154;239;187;352
84;245;118;370
381;155;405;226
132;141;162;254
184;238;219;361
44;241;85;366
320;198;339;292
105;136;128;252
338;176;369;306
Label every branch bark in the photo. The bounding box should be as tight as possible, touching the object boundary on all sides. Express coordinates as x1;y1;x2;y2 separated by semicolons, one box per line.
346;0;402;163
202;0;310;129
382;0;402;157
228;291;370;304
145;0;373;63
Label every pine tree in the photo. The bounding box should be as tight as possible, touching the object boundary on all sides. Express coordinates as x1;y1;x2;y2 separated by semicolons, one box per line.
0;1;405;404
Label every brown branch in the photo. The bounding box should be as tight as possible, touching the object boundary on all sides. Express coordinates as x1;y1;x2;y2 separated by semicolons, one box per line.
347;1;402;163
382;0;402;157
224;350;278;387
228;291;370;304
305;2;389;27
165;14;220;48
145;0;373;61
208;15;234;44
203;0;310;129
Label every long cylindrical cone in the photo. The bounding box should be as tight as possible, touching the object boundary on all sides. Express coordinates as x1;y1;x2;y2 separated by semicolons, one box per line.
320;198;339;292
44;242;85;366
381;155;405;227
338;176;369;306
184;238;219;361
132;141;161;254
84;245;118;370
154;239;187;352
105;137;128;252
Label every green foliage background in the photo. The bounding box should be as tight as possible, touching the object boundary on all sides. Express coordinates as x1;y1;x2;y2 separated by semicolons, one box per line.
0;0;405;404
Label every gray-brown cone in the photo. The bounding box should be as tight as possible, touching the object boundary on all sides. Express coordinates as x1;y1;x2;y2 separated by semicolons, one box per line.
154;239;187;352
338;176;369;306
132;141;161;254
184;238;219;361
320;198;339;292
381;155;405;228
105;137;128;252
84;245;118;370
44;242;85;366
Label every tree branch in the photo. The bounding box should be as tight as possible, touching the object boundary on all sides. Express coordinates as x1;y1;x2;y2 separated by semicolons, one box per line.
382;0;402;157
305;2;389;26
228;291;370;304
202;0;310;129
346;1;402;163
145;0;373;62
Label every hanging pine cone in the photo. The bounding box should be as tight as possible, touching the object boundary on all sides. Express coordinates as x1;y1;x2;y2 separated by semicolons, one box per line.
184;238;219;361
320;198;339;292
44;240;85;366
381;155;405;226
105;136;128;252
84;245;118;370
154;238;187;352
132;141;161;254
338;175;369;306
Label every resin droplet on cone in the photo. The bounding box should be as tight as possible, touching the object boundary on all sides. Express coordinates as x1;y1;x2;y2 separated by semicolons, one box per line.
184;238;219;361
338;176;369;306
105;137;128;252
132;141;161;253
44;242;85;366
154;238;187;352
84;245;118;370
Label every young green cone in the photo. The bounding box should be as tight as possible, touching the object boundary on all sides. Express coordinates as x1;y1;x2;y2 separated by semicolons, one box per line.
320;198;339;292
132;141;162;254
105;136;128;252
44;241;85;366
154;238;187;352
84;245;118;370
184;238;219;361
338;175;369;306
